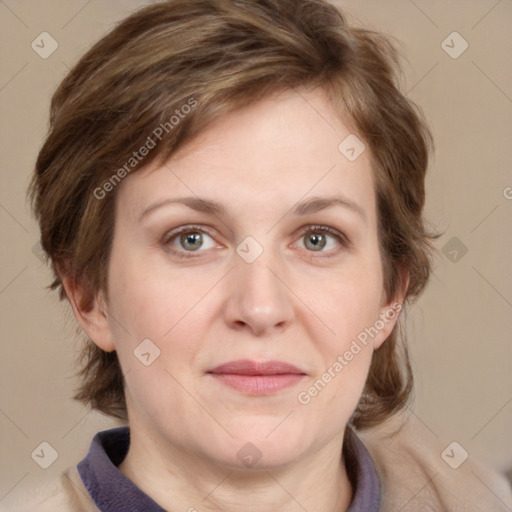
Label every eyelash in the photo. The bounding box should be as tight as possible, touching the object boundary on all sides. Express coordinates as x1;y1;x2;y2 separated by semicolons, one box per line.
162;224;351;259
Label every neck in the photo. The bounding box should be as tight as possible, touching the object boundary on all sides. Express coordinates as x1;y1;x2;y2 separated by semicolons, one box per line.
118;427;354;512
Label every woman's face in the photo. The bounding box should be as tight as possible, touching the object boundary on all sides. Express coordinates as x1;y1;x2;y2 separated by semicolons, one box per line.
97;87;401;468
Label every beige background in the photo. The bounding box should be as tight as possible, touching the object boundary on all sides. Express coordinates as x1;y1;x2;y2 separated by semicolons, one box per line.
1;0;511;505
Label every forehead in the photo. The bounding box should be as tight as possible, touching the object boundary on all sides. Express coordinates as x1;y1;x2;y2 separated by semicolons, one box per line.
117;87;376;225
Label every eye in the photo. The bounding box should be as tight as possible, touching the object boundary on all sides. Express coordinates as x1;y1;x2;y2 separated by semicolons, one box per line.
296;225;349;254
162;224;349;259
164;225;217;254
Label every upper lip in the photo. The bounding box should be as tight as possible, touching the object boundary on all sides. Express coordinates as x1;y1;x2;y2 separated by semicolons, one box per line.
208;359;305;376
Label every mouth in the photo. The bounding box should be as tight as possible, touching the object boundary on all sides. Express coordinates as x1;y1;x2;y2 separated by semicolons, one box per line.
207;359;306;395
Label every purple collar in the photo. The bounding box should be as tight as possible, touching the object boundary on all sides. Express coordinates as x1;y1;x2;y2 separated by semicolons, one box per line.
347;432;381;511
78;426;380;511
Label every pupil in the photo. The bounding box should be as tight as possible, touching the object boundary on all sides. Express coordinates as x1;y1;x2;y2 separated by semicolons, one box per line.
182;232;202;251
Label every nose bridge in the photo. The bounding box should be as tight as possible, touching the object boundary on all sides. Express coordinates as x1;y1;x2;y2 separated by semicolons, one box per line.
239;252;281;302
225;241;294;334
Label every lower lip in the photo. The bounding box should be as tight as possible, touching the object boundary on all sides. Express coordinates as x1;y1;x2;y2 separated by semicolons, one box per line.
210;374;305;395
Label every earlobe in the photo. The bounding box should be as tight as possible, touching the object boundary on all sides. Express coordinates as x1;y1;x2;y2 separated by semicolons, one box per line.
61;275;116;352
373;268;409;350
373;300;403;350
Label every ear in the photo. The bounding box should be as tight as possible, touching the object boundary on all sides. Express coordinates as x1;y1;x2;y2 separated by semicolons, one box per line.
373;267;409;350
61;275;116;352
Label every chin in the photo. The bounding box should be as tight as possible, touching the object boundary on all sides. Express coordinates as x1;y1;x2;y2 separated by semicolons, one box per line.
217;446;303;472
213;426;310;470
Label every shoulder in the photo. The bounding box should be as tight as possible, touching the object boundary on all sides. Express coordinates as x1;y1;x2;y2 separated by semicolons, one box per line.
357;412;512;512
1;466;98;512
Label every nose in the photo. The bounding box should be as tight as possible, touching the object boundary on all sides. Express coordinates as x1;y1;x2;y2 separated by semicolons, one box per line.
223;248;295;336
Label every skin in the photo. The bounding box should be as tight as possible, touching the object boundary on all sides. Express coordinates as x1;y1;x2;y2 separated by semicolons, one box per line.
63;87;405;512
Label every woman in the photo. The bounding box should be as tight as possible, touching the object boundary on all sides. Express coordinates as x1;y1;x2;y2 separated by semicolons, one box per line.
14;0;511;510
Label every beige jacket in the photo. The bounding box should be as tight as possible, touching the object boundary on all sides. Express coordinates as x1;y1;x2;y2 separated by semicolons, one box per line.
4;413;512;512
358;413;512;511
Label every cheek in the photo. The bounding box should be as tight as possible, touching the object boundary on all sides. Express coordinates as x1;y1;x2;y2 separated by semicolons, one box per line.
299;299;378;428
308;257;384;343
297;253;384;402
108;246;203;333
105;260;211;418
105;251;222;379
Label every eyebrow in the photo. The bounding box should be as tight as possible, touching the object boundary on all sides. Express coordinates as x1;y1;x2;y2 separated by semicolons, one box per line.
138;195;367;223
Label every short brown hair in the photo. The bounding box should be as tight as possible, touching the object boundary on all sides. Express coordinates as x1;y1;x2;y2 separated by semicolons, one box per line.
30;0;436;428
